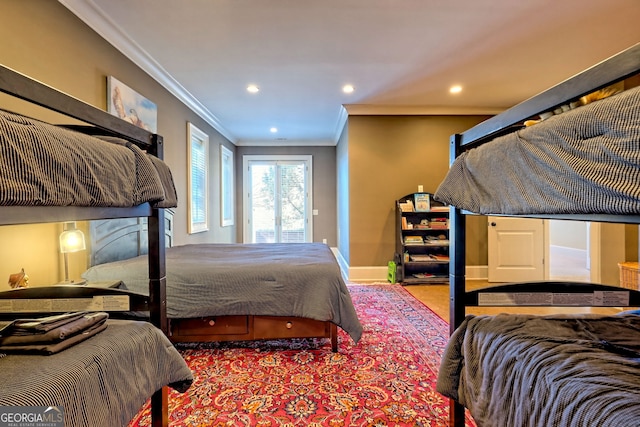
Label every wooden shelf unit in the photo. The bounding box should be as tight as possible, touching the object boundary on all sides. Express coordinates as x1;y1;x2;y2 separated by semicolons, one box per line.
395;193;450;284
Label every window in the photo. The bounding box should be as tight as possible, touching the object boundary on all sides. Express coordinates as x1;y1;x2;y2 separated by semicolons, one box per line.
187;122;209;234
242;155;312;243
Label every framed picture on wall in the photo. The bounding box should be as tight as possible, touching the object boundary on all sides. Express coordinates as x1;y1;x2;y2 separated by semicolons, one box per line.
107;76;157;132
414;193;430;212
187;122;209;234
220;145;234;227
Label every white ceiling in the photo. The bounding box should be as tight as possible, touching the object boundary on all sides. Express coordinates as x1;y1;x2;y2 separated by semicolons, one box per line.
60;0;640;145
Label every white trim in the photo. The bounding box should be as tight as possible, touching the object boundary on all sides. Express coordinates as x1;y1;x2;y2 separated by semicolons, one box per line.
187;122;209;234
220;145;235;227
343;104;505;116
59;0;236;143
333;245;488;283
234;139;336;147
348;266;390;283
333;105;349;143
345;266;487;282
590;222;602;283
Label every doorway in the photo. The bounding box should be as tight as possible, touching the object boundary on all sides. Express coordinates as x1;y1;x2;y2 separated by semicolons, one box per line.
242;155;313;244
548;219;590;282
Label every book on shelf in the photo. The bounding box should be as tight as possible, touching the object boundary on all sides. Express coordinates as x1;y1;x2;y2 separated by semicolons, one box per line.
410;254;433;262
399;200;414;212
414;193;430;212
404;236;424;245
430;206;449;212
428;223;448;229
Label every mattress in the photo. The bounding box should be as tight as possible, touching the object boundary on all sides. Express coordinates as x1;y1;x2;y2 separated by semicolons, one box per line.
437;312;640;427
82;243;364;343
434;86;640;215
0;109;177;208
0;319;193;427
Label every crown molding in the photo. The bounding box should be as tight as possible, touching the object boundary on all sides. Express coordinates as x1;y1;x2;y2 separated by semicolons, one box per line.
58;0;236;143
234;139;336;147
343;104;505;116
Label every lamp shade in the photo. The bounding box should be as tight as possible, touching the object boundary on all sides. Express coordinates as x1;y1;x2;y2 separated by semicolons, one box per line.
59;222;86;253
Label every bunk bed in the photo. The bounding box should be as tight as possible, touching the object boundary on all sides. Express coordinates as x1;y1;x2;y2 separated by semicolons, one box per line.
0;64;193;427
80;220;363;350
433;43;640;427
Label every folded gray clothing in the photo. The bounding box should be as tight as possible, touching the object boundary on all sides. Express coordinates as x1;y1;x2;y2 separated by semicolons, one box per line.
0;311;91;335
0;321;108;355
0;312;109;345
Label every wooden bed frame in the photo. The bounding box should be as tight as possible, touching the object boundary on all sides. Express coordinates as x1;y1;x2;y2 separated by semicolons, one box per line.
0;64;171;427
169;314;338;350
88;217;340;351
446;43;640;427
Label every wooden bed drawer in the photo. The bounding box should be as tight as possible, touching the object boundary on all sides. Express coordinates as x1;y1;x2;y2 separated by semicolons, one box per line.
253;316;330;339
171;316;249;336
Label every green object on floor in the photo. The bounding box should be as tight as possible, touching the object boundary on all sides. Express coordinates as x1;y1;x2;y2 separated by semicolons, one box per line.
387;261;397;283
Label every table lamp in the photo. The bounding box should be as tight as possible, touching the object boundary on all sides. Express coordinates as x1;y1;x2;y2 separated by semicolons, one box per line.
59;221;86;285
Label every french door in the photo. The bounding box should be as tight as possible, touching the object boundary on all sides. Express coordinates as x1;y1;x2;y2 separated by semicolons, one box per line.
242;155;312;243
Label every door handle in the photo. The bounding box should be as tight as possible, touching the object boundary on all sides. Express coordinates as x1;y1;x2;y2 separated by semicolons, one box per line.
490;222;497;227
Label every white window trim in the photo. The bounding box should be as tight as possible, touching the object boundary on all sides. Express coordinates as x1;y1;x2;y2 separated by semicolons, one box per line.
187;122;209;234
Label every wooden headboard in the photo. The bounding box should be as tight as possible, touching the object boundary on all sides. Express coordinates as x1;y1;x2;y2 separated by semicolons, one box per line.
88;210;174;266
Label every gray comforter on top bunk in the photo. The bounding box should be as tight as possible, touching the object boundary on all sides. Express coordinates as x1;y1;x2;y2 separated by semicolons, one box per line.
82;243;364;343
434;85;640;215
436;312;640;427
0;109;177;208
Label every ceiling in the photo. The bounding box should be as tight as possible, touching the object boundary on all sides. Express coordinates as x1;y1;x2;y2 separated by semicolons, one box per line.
60;0;640;146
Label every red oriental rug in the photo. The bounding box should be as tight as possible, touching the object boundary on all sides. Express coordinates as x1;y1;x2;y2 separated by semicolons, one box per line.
129;284;476;427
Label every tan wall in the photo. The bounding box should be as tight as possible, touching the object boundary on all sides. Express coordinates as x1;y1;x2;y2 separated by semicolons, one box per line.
344;115;490;267
0;1;235;287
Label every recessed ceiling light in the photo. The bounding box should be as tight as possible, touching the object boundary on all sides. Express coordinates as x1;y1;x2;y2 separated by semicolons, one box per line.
342;84;355;94
449;85;462;94
247;84;259;93
270;127;278;133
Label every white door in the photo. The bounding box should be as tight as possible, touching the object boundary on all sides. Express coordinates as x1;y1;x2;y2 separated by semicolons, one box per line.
488;216;545;282
243;155;312;243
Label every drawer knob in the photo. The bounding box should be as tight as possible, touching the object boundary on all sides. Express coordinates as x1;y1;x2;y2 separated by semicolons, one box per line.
208;320;215;326
286;321;293;329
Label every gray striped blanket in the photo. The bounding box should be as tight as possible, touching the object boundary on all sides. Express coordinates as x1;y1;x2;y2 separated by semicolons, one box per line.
0;109;177;208
437;313;640;427
0;319;192;427
434;85;640;215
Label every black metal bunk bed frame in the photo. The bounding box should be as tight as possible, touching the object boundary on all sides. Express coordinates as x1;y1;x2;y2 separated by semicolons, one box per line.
447;43;640;427
0;64;170;427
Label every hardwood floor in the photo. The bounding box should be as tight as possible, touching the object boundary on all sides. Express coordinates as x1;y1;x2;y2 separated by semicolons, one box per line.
404;280;621;321
400;245;621;320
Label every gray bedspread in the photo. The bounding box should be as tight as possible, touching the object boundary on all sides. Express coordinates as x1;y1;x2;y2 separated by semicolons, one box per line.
0;319;193;427
437;313;640;427
0;109;177;208
434;86;640;215
82;243;363;343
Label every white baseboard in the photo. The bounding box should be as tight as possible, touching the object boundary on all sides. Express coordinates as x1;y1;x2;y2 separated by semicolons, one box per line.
333;248;487;282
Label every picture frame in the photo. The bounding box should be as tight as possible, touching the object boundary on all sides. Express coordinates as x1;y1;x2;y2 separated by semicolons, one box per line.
187;122;209;234
220;145;235;227
107;76;157;132
414;193;430;212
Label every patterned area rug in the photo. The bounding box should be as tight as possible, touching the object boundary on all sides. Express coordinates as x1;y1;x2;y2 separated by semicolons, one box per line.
129;284;476;426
